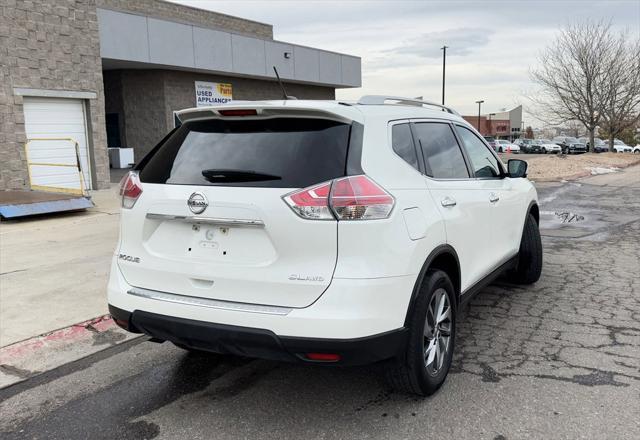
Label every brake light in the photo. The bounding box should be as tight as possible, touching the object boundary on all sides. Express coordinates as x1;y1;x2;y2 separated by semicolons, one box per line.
218;109;258;116
119;171;142;209
283;175;394;221
283;181;333;220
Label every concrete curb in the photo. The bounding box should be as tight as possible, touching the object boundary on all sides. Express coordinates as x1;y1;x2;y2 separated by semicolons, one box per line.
0;315;141;389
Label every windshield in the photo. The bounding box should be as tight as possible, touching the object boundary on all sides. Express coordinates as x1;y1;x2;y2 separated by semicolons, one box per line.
541;139;551;144
566;137;578;143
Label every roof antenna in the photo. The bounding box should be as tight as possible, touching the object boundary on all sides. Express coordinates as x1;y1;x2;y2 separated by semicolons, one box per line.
273;66;297;100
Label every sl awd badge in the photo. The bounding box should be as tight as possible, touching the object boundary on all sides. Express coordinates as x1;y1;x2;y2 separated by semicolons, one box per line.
187;192;208;214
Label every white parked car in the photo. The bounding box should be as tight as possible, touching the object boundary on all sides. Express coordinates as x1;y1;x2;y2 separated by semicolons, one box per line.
537;139;562;154
612;139;633;153
109;96;542;396
494;139;520;153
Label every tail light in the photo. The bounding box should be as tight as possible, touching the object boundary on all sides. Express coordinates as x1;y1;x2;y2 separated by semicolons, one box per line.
283;175;394;221
119;171;143;209
283;181;333;220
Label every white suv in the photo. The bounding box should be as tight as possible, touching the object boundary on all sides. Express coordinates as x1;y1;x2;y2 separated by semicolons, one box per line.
109;96;542;395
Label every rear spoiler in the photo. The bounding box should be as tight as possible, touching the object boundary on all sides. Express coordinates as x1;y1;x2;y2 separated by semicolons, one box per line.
173;105;354;127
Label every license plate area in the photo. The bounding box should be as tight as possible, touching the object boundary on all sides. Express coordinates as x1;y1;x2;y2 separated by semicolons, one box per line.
188;224;230;258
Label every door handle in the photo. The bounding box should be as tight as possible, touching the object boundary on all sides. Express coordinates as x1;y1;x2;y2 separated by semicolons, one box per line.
441;197;457;207
489;193;499;203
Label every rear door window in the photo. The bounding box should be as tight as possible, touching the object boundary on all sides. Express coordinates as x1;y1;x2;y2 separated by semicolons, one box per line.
413;122;469;179
138;118;351;188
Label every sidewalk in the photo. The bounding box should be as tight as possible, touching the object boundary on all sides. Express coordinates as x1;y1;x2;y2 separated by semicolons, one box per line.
0;185;121;347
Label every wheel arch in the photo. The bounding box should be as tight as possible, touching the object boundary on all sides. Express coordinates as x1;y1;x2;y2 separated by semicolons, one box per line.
404;245;461;326
528;200;539;225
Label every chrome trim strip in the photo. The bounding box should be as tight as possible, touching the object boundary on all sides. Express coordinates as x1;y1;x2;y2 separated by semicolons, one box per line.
146;213;264;228
127;287;292;316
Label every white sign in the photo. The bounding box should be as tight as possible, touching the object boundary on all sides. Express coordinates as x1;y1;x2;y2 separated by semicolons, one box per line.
195;81;233;107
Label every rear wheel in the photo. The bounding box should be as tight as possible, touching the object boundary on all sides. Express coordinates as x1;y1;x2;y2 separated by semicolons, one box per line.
498;147;503;153
385;269;456;396
508;213;542;284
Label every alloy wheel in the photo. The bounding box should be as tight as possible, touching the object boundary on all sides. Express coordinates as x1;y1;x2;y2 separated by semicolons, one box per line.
423;288;452;375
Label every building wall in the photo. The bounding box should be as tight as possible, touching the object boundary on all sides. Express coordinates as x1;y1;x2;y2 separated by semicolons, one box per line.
96;0;273;39
103;69;336;159
0;0;110;190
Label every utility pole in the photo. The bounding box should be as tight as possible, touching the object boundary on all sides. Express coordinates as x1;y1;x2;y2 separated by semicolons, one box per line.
441;46;448;105
476;100;484;132
489;113;496;136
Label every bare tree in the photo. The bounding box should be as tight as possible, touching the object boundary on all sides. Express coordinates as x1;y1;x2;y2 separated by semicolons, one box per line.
599;34;640;150
529;21;616;151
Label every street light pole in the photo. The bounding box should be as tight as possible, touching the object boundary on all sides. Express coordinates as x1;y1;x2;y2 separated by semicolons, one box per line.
441;46;448;105
489;113;495;136
475;100;484;132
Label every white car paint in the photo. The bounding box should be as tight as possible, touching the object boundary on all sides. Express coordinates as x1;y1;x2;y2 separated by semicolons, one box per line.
494;139;520;153
107;99;537;344
538;140;562;154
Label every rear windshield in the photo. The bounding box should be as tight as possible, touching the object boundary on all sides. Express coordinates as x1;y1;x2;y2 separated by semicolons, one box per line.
138;118;351;188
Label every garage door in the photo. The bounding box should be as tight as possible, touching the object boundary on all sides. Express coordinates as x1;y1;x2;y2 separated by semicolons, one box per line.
23;97;92;191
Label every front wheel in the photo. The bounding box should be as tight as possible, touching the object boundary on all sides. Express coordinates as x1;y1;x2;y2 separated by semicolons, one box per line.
507;213;542;284
498;147;503;153
385;269;456;396
542;147;547;154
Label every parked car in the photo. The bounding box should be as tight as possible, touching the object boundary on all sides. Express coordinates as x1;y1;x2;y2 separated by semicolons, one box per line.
535;139;562;154
109;96;542;396
494;139;521;153
514;138;534;152
552;136;587;154
612;139;633;153
484;137;497;149
591;138;608;153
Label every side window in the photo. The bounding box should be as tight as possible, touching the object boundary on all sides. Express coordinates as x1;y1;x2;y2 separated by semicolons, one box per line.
413;123;469;179
455;126;502;178
391;123;420;171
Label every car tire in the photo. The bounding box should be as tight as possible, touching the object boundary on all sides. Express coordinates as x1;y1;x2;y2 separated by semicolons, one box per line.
507;213;542;285
385;269;456;396
542;147;546;154
498;147;503;153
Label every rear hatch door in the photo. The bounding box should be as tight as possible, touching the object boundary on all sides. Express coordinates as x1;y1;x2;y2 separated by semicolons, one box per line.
118;116;353;308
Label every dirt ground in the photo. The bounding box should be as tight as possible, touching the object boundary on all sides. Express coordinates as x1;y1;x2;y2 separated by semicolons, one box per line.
522;152;640;181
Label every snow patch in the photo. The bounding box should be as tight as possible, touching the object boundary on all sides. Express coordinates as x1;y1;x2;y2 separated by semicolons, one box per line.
586;166;620;175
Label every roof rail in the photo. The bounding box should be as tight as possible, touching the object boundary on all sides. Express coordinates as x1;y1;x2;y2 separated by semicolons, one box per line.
357;95;459;115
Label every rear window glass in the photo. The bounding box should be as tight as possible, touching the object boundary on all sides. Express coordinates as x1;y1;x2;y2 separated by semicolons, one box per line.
138;118;351;188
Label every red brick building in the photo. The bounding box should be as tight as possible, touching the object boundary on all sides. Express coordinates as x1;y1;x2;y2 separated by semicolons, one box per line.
462;105;523;140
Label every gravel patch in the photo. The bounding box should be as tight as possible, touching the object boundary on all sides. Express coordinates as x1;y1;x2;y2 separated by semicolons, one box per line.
523;153;640;181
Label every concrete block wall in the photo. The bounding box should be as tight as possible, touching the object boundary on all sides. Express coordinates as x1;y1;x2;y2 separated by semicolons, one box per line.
103;69;336;160
0;0;110;190
96;0;273;39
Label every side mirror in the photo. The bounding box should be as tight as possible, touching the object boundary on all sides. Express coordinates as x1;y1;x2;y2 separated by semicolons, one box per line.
508;159;528;178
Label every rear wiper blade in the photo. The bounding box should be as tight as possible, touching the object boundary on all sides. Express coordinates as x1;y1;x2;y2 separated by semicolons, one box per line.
201;169;282;183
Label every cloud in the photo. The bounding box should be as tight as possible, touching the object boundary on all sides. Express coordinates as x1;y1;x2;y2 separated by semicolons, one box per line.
389;28;494;58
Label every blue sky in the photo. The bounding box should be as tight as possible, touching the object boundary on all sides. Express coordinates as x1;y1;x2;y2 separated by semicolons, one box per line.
172;0;640;124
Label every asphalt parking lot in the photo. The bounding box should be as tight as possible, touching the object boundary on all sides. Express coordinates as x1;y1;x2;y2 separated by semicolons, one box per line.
1;167;639;440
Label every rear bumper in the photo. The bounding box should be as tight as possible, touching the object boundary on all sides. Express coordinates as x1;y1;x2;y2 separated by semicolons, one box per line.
109;305;407;366
107;257;416;364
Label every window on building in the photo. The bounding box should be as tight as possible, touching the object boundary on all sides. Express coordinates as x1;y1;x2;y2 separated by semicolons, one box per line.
413;123;469;179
